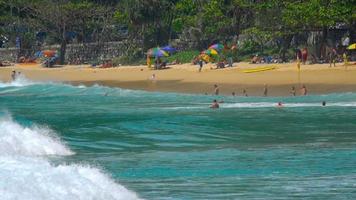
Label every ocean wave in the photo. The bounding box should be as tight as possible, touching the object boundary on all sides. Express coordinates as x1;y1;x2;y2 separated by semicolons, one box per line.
0;156;141;200
0;74;38;88
0;115;73;156
0;115;141;199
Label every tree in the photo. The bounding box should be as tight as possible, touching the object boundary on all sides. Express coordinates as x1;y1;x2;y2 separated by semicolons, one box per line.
30;0;111;64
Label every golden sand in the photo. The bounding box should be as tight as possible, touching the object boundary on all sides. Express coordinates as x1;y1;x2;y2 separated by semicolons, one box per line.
0;62;355;96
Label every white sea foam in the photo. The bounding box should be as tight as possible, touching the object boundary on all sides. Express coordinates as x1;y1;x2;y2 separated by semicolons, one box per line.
0;74;36;88
0;115;141;200
0;115;73;156
0;156;141;200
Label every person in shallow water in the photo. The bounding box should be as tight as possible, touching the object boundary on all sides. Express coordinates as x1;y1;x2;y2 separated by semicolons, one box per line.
11;70;16;80
214;84;220;95
210;99;220;109
322;101;326;106
290;86;296;96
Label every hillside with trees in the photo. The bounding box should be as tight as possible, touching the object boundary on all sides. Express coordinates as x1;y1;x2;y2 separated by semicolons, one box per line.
1;0;355;64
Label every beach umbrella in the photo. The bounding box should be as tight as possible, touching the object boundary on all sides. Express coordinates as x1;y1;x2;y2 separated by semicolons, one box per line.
199;54;212;63
43;50;56;57
34;51;43;58
347;43;356;50
208;43;224;51
202;49;218;56
161;45;176;54
147;47;169;57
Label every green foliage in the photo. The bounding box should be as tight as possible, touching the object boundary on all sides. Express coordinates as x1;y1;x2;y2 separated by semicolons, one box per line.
167;50;200;64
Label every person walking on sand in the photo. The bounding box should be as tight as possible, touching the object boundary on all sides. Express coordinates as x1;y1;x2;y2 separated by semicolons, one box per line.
210;99;219;109
290;86;296;96
300;85;307;96
214;84;220;95
263;84;268;97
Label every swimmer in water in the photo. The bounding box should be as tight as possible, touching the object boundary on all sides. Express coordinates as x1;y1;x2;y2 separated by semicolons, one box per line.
277;102;283;107
322;101;326;106
210;99;219;109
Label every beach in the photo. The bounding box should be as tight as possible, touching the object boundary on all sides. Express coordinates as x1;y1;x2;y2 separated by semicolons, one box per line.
0;62;355;96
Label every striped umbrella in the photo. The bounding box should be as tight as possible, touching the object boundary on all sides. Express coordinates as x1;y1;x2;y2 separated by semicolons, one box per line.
147;48;169;57
208;43;224;51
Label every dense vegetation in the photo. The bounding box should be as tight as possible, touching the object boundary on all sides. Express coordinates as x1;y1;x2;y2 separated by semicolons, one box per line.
0;0;355;64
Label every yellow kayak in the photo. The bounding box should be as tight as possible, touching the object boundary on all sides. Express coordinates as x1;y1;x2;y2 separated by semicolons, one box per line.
243;66;276;73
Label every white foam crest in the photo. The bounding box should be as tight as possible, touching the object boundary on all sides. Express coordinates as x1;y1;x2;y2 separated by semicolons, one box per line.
0;74;36;88
0;156;141;200
0;115;73;156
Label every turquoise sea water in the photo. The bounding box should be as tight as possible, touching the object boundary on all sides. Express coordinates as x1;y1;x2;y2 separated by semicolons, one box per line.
1;77;356;199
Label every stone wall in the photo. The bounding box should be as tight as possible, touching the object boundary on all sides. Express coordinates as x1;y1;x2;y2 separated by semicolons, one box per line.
0;41;131;64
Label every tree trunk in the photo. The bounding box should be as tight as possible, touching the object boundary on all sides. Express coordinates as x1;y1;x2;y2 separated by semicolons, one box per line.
320;26;328;59
279;35;293;62
59;39;67;65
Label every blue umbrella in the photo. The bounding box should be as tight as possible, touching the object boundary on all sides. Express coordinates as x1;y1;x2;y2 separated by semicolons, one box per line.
161;45;176;54
34;51;43;58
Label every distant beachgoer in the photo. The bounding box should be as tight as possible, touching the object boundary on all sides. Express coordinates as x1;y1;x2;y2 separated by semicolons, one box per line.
210;99;219;109
290;86;296;96
243;89;248;97
300;85;307;96
263;84;268;97
150;73;156;81
232;92;236;96
11;70;16;80
322;101;326;106
227;56;233;67
301;48;308;64
198;59;204;72
329;48;337;67
147;56;151;68
214;84;219;95
277;102;283;107
17;71;21;77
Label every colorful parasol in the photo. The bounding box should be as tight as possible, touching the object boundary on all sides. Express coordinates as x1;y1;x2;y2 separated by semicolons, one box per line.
347;43;356;50
202;49;218;56
161;45;176;54
208;43;224;51
147;48;169;57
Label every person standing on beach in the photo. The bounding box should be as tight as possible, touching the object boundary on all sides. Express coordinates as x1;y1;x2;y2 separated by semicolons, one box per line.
329;48;337;67
300;85;307;96
301;48;308;64
263;84;268;97
214;84;220;95
296;48;302;61
198;59;204;72
290;86;296;96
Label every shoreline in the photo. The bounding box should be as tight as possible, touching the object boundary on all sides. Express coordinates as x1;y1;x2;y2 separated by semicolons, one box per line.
1;62;356;96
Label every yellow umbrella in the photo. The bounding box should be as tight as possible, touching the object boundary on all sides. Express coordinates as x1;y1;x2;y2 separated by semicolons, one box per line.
347;43;356;50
